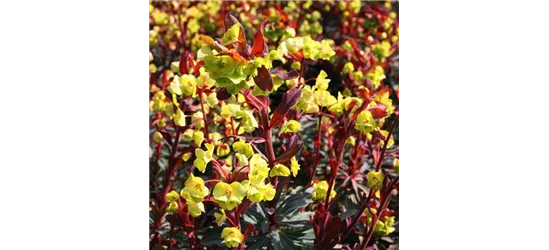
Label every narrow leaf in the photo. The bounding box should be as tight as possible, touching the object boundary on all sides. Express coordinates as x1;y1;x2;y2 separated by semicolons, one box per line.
224;14;247;51
270;68;300;80
251;20;270;57
270;87;302;128
274;141;303;164
253;66;273;91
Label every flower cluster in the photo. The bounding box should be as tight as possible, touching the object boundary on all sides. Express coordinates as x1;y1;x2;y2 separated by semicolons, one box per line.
150;1;398;249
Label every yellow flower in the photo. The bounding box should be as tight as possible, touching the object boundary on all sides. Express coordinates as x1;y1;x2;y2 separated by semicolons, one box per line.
166;201;179;214
153;131;163;143
366;66;386;89
216;143;231;157
168;76;183;96
241;181;276;202
165;190;180;203
235;109;258;133
290;156;300;177
366;171;384;190
278;120;301;135
182;128;194;142
173;108;186;127
181;174;209;203
233;139;254;158
328;92;345;115
182;152;191;162
214;209;226;226
192;111;205;129
193;130;204;146
315;70;330;90
393;158;399;174
270;164;291;177
179;74;198;98
194;143;215;173
213;181;246;210
235;153;249;168
248;154;269;184
343;62;355;74
312;180;336;201
296;85;319;113
221;227;244;248
355;110;377;135
314;89;337;107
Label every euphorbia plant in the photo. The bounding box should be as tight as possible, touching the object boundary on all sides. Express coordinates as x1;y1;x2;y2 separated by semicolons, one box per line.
150;1;398;249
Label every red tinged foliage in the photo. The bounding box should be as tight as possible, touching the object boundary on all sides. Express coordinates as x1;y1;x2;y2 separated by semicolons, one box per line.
251;20;270;57
270;87;302;128
253;66;274;91
311;208;342;250
270;68;300;80
224;14;247;52
241;88;269;112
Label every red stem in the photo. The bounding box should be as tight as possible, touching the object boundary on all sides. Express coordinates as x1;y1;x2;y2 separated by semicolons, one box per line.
198;89;211;143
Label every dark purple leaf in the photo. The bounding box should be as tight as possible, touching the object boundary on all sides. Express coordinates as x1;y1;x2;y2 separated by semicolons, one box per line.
270;87;302;128
253;66;273;91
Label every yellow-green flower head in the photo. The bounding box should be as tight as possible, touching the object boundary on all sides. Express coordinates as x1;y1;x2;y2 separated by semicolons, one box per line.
214;209;226;226
350;0;362;13
315;70;330;90
213;181;246;210
248;154;269;185
372;41;391;59
353;71;364;82
241;181;276;202
205;92;218;108
343;62;355;74
216;143;231;157
166;190;180;203
270;164;291;177
290;156;300;177
181;174;209;203
328;92;345;114
194;143;215;173
182;152;192;162
182;191;206;217
153;131;163;143
374;91;394;115
221;227;244;248
193;130;205;146
235;153;249;168
366;66;386;89
279;120;301;135
379;216;396;236
235;109;258;133
192;111;205;129
318;39;335;60
291;61;301;70
168;76;183;96
341;41;352;51
355;110;377;135
173;108;186;127
314;89;338;107
296;85;319;113
179;74;198;97
166;201;179;214
312;180;336;201
393;158;399;174
233;139;254;158
182;128;194;142
366;171;384;190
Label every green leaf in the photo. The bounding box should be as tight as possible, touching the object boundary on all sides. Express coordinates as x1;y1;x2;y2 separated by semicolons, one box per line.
340;209;359;221
246;235;268;250
277;187;313;215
